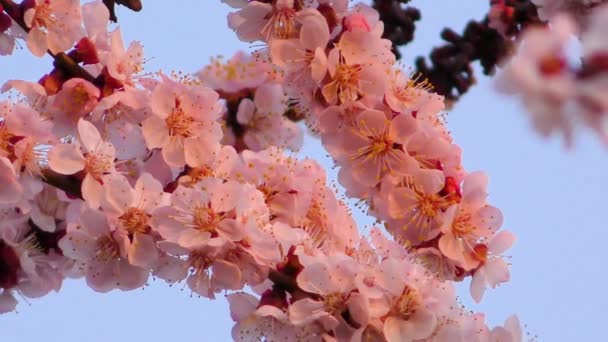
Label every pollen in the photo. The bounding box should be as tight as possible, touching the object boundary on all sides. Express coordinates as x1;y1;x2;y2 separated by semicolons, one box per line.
31;3;57;30
452;212;474;237
192;205;222;233
165;106;195;138
418;195;440;218
392;286;421;320
332;63;363;103
95;235;120;262
263;7;297;40
324;292;347;316
85;153;112;181
188;251;212;275
119;207;150;235
0;122;14;155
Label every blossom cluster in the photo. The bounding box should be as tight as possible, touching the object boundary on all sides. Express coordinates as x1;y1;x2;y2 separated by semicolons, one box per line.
0;0;522;340
223;0;515;301
496;4;608;145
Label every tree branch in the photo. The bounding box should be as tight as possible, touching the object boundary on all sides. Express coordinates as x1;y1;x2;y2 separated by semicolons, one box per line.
102;0;143;22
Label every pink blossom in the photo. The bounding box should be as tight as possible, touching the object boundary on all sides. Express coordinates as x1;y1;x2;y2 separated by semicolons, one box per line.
101;173;168;268
47;119;116;208
227;292;318;341
154;241;249;298
197;51;272;94
152;178;267;250
385;69;440;115
1;213;63;304
532;0;606;21
29;185;68;233
344;13;371;32
470;230;516;303
386;170;450;242
290;255;360;330
488;315;523;342
496;15;579;144
105;28;144;84
321;31;391;104
49;78;100;137
269;8;330;83
1;80;48;111
0;289;18;314
326;109;418;186
0;157;22;204
59;204;148;292
236;83;302;151
228;0;297;43
581;4;608;56
141;78;222;167
438;172;504;270
23;0;82;57
82;0;110;41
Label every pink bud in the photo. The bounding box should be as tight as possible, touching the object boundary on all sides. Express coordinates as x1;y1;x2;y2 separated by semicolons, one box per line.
343;13;370;32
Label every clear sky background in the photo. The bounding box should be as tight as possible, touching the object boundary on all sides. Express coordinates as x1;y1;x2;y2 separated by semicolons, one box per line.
1;1;606;341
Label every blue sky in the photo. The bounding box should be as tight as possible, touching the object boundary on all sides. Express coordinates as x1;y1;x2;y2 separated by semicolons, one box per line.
1;1;606;341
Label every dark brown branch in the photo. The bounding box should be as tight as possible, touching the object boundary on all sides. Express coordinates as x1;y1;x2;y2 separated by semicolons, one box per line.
102;0;143;22
374;0;543;104
50;52;96;83
41;169;83;200
412;1;543;103
268;269;321;301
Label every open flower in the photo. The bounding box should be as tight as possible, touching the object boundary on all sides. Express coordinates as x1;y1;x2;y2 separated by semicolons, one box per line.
470;230;516;302
269;8;330;83
321;30;392;105
236;83;302;151
23;0;82;57
58;206;149;292
438;172;503;270
48;119;116;208
327;109;418;186
101;173;168;269
152;178;266;250
142;78;222;167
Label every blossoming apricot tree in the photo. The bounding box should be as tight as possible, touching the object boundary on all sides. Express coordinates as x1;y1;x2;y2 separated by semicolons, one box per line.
0;0;606;340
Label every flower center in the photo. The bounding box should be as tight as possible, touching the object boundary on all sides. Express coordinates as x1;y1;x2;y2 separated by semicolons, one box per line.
392;76;433;103
0;123;14;156
417;194;440;218
165;107;194;138
301;200;329;248
452;212;474;237
334;63;362;103
32;3;56;30
188;251;212;275
264;8;297;40
118;207;150;235
472;243;488;263
193;205;222;233
538;55;566;76
393;286;421;320
72;84;93;106
179;166;213;187
85;153;112;181
324;292;347;316
224;64;239;81
95;235;120;262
